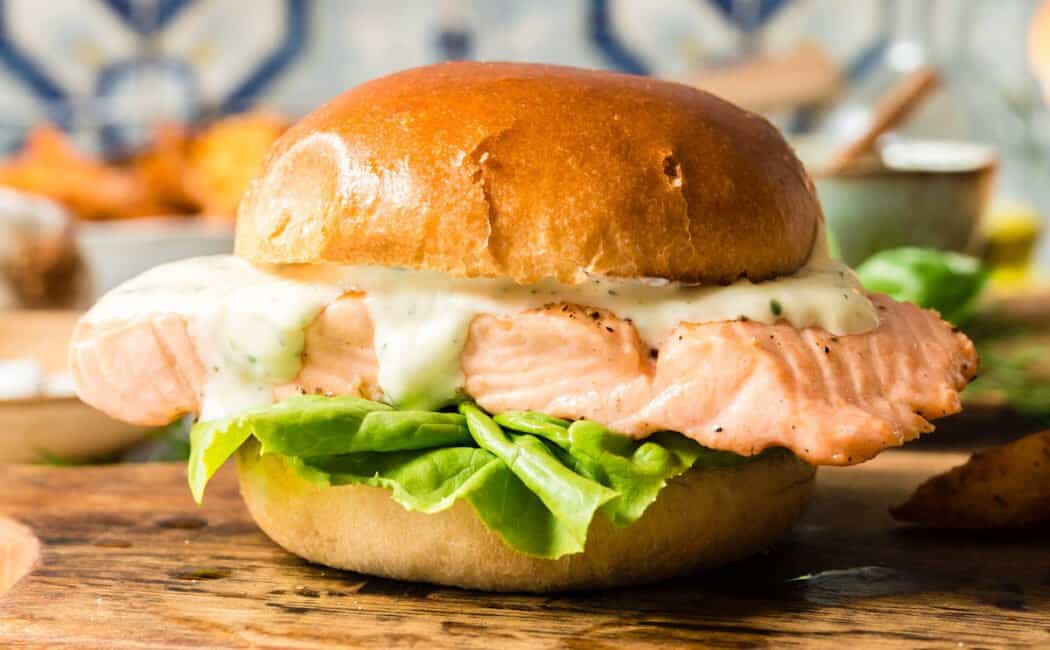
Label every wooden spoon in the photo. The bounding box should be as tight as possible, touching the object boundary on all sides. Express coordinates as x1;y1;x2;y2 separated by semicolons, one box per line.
821;65;942;175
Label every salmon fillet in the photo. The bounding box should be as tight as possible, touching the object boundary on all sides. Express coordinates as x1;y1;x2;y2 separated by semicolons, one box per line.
464;295;976;465
70;293;976;465
71;314;204;427
271;293;384;403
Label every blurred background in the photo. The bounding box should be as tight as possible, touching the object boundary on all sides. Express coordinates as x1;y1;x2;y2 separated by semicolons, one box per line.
2;0;1049;463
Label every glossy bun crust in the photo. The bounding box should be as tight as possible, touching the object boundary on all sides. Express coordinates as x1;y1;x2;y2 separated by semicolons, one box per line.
239;445;816;592
236;62;821;284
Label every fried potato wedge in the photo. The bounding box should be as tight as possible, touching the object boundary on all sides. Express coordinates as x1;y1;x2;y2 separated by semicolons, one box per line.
892;430;1050;528
130;123;198;212
185;111;288;219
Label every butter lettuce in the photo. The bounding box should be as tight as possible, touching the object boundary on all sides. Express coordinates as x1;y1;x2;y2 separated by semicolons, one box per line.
494;411;748;527
189;395;471;502
856;247;988;324
460;404;617;550
189;395;760;558
252;397;470;456
308;447;501;512
189;417;253;504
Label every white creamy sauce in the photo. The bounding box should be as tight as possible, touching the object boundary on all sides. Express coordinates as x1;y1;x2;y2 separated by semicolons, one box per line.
85;256;343;419
85;240;879;416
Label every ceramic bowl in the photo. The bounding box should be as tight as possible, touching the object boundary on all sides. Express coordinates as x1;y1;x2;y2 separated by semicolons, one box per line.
0;310;148;463
76;217;233;296
801;139;998;266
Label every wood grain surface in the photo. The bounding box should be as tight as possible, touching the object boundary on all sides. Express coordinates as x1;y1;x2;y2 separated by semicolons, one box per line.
1;451;1048;648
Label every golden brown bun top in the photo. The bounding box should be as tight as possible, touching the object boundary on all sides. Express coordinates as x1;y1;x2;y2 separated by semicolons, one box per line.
236;62;821;284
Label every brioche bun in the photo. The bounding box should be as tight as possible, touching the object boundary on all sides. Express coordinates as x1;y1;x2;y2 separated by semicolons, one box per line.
236;62;821;285
238;444;815;592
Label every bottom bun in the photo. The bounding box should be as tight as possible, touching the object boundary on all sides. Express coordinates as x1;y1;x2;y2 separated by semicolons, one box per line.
238;445;816;592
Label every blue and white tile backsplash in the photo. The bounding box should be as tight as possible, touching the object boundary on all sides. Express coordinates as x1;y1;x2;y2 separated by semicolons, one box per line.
0;0;1040;154
0;0;308;151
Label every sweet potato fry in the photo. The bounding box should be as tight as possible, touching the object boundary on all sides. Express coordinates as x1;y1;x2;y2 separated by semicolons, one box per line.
0;115;288;222
0;125;164;220
892;430;1050;528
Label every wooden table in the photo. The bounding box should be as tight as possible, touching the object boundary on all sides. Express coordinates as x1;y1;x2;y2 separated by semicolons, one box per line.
1;451;1047;648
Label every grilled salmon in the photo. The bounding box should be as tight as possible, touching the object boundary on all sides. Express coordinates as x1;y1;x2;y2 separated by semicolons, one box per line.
70;293;976;465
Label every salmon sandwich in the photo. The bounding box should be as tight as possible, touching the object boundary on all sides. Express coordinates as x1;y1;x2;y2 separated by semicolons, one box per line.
70;63;977;591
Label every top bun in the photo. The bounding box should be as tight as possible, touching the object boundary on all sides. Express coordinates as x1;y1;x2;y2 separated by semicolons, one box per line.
236;62;821;284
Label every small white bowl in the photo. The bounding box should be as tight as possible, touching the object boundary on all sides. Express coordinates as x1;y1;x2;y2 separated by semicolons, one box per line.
0;310;150;462
76;217;234;296
0;396;148;463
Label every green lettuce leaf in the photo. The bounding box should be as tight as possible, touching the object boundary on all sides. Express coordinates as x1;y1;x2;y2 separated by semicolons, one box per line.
188;417;253;504
251;396;470;456
495;412;749;527
856;247;988;324
459;404;617;551
307;446;501;512
188;395;471;503
188;395;761;559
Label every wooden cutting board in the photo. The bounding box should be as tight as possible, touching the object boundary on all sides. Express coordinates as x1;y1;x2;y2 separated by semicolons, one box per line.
1;451;1047;648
